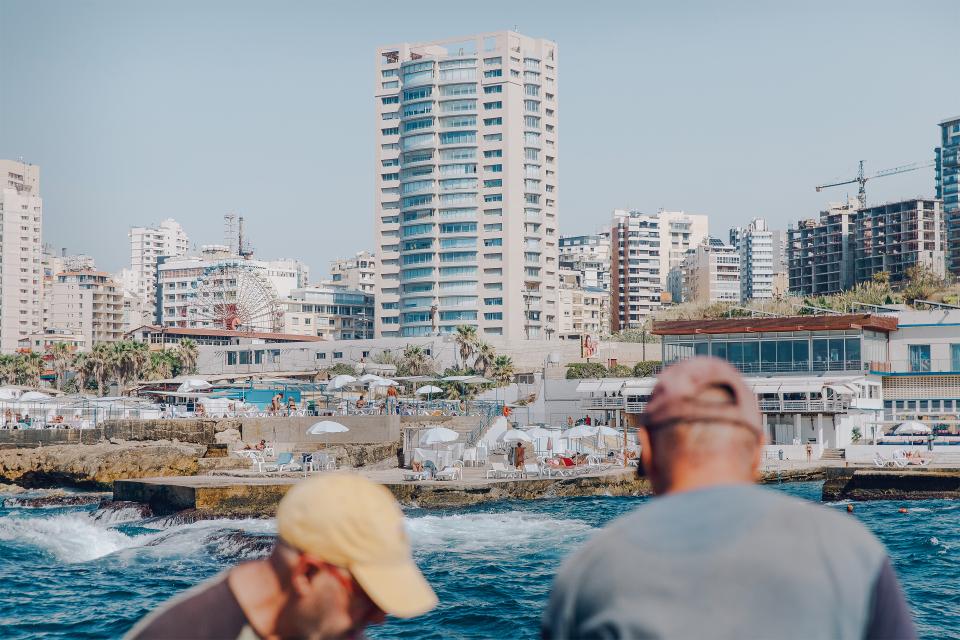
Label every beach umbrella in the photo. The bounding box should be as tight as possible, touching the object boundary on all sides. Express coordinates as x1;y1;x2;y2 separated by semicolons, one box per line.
177;379;211;393
893;421;931;436
307;420;350;449
19;391;50;401
370;378;399;388
562;424;596;453
594;424;619;452
500;429;533;444
358;373;383;384
329;375;357;390
419;426;460;466
416;384;443;405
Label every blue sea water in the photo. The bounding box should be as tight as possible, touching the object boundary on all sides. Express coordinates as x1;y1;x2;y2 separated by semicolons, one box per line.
0;482;956;639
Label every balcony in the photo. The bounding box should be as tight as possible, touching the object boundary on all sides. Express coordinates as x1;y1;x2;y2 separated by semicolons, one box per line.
870;359;960;375
580;396;625;410
757;398;849;413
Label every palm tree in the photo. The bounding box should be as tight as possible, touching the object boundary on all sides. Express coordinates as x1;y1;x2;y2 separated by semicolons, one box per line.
71;352;90;393
0;355;16;385
109;341;149;394
491;355;515;386
48;343;72;390
473;341;496;377
176;338;199;375
454;325;478;369
399;345;434;376
16;352;44;387
144;350;177;380
88;344;112;396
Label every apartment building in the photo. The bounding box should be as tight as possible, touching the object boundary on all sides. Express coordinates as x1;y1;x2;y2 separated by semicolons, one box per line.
157;247;308;332
557;269;607;340
730;218;779;303
558;232;610;291
0;160;43;353
324;251;376;294
610;209;708;330
681;237;740;304
283;286;375;341
787;198;858;296
374;31;559;340
47;270;125;348
854;199;945;284
129;218;190;321
936;116;960;275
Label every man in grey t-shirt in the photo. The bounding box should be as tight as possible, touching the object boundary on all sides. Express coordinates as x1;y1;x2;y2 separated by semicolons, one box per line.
543;357;915;640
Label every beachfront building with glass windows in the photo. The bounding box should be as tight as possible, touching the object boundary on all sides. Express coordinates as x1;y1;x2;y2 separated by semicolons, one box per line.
871;308;960;427
649;314;895;449
374;31;560;340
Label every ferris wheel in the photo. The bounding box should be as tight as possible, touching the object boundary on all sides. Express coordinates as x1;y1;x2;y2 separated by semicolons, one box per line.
187;263;283;333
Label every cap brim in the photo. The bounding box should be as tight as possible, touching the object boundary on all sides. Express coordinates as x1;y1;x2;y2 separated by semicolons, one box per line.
352;560;438;619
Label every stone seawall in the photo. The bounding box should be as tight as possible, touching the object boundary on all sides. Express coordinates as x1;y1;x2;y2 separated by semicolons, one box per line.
0;442;205;489
822;467;960;501
114;472;653;516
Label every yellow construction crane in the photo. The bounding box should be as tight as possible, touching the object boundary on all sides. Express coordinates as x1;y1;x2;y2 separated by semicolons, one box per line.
816;159;935;209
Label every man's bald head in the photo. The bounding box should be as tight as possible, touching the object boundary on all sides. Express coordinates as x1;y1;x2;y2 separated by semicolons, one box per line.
637;360;766;495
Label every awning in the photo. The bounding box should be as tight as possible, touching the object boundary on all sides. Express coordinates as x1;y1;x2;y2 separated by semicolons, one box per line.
575;380;626;393
621;380;656;395
748;380;827;395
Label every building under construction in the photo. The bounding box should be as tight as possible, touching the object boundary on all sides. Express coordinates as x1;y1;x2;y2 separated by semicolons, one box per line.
787;199;858;296
854;199;946;285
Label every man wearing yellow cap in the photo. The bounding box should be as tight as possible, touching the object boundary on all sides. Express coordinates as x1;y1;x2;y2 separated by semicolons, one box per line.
127;474;437;639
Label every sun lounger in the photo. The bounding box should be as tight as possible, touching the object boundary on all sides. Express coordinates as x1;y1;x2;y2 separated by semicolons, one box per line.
485;462;520;479
262;452;302;473
523;463;544;478
873;452;894;468
403;470;428;481
435;461;463;481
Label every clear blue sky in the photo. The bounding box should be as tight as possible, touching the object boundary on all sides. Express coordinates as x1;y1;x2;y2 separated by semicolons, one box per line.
1;0;957;275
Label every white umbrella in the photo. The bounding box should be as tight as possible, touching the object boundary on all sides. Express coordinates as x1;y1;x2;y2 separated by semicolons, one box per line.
525;427;552;438
329;375;357;390
562;424;596;453
419;426;459;445
358;373;383;384
177;379;211;393
19;391;50;401
307;420;350;449
416;385;443;395
418;426;460;469
500;429;533;443
893;421;931;436
370;378;399;387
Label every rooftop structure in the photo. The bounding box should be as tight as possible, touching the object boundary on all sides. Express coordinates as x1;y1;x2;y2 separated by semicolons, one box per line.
324;251;376;294
374;31;560;340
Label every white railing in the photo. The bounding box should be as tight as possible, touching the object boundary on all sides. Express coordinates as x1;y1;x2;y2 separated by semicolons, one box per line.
579;397;625;410
757;399;849;413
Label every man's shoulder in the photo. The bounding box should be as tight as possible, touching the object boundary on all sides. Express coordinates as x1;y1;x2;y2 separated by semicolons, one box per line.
125;572;249;640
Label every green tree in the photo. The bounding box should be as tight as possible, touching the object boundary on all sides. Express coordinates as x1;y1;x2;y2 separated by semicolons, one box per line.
88;344;112;396
71;352;90;393
632;360;662;377
16;351;44;387
398;345;434;377
565;362;608;379
902;263;944;305
176;338;199;375
48;342;72;390
0;355;17;385
454;325;478;368
605;364;632;377
473;341;496;377
324;363;359;377
491;355;515;385
144;350;179;380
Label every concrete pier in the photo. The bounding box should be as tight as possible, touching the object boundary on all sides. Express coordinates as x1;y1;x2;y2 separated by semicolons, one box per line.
822;467;960;501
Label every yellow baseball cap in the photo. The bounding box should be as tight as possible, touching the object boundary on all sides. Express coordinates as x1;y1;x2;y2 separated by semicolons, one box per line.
276;474;438;618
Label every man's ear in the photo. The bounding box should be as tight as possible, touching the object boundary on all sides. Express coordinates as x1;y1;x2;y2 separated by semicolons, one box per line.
637;427;652;480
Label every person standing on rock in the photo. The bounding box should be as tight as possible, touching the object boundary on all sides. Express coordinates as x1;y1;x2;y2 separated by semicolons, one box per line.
126;474;437;640
542;357;915;640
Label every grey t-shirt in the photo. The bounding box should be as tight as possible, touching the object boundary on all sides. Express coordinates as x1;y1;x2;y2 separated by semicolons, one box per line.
543;484;915;640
